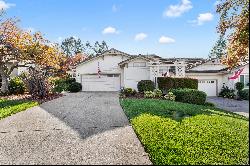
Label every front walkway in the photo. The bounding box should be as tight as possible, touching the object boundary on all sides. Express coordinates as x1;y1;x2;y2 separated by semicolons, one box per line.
207;97;249;118
0;92;151;165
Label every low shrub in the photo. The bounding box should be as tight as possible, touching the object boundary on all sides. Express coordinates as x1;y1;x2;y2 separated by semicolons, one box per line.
144;89;163;98
144;91;155;98
219;85;236;99
171;88;207;105
137;80;155;92
20;69;50;99
52;77;77;93
68;82;82;92
153;89;163;98
65;77;76;84
53;78;69;93
164;92;176;101
120;88;136;97
238;89;249;100
235;82;244;91
158;77;198;91
8;77;25;95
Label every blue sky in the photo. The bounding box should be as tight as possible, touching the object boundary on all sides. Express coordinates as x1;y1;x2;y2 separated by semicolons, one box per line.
2;0;220;58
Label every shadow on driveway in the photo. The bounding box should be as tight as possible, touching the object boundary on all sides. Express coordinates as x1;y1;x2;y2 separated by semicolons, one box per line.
40;92;129;139
0;92;151;165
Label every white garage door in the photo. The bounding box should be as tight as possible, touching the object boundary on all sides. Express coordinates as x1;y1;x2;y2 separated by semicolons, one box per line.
81;74;120;91
198;80;217;96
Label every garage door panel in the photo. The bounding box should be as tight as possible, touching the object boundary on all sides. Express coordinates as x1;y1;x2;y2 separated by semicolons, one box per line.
198;79;217;96
81;74;120;91
198;80;217;96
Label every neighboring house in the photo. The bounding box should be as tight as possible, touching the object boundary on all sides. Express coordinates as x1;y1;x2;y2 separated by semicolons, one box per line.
74;48;248;96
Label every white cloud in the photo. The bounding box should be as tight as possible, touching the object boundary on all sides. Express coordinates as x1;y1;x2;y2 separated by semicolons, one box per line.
159;36;175;44
163;0;192;18
197;12;213;25
102;26;119;34
189;12;214;26
134;33;147;41
0;0;15;10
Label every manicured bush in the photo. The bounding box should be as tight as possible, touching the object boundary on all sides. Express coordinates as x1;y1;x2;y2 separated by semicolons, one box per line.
53;78;69;93
235;82;244;91
219;85;236;99
238;89;249;100
235;82;249;100
164;92;176;101
171;88;207;105
120;88;136;97
8;77;25;95
137;80;155;92
158;77;198;91
68;82;82;92
65;77;76;84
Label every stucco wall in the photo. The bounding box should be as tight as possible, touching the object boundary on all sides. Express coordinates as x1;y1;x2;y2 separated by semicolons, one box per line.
75;55;129;83
123;59;150;90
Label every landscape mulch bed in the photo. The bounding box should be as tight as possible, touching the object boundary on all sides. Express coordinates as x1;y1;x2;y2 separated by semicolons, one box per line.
0;93;64;104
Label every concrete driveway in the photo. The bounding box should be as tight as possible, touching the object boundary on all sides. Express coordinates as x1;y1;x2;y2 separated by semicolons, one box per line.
0;92;151;165
207;97;249;118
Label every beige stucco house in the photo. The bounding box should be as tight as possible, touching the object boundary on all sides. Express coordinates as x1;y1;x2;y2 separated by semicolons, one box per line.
74;48;249;96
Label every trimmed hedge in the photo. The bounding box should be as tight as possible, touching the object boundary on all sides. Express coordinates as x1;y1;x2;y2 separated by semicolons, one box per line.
235;82;244;91
137;80;155;92
68;82;82;92
239;89;249;100
157;77;198;91
171;88;207;105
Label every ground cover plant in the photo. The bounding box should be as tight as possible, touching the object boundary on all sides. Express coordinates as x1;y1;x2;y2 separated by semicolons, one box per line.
120;98;249;165
0;99;38;119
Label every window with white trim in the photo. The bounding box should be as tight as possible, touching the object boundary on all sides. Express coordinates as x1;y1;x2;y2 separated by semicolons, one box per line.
240;74;249;88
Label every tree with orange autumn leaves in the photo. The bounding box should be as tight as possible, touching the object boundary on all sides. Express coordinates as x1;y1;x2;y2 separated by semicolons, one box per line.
0;17;65;93
215;0;249;69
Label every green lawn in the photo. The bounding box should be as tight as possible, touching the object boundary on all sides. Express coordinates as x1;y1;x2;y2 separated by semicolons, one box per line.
0;99;38;120
120;98;249;165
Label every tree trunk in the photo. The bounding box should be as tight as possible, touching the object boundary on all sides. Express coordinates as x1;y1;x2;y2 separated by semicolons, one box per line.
0;74;9;94
0;70;9;94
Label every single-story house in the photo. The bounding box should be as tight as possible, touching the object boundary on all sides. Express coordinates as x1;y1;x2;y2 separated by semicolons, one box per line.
74;48;249;96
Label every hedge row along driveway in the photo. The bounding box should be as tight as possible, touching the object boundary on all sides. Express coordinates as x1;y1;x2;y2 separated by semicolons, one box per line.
120;99;249;165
